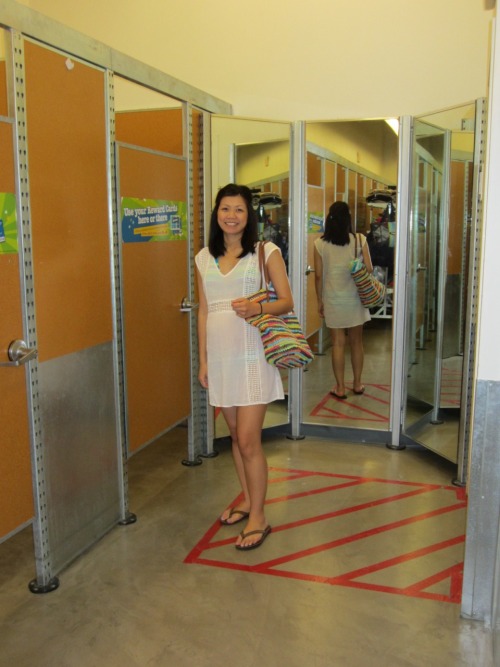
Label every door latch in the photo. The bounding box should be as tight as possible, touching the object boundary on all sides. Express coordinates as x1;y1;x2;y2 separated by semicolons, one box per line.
0;340;38;367
180;297;199;312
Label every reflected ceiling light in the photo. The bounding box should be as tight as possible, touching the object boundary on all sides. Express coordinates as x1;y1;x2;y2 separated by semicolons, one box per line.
259;193;282;209
385;118;399;135
366;188;396;216
251;190;282;210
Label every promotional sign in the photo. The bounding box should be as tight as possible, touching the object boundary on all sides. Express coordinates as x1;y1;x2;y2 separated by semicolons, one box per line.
308;211;323;233
121;197;187;243
0;193;18;254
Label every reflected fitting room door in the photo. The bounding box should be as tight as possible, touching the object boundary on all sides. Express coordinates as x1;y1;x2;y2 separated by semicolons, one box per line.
401;103;484;476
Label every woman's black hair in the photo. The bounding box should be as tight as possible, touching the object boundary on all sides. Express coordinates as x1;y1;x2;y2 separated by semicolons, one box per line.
208;183;258;257
322;201;353;246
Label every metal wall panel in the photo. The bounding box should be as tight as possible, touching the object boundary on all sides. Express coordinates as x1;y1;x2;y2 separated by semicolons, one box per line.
442;276;461;358
37;342;120;574
462;378;500;623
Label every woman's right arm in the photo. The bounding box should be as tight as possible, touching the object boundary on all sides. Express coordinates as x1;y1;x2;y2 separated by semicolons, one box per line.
196;266;209;389
313;246;325;318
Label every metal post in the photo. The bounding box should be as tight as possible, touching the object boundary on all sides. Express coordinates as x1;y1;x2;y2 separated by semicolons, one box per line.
289;121;307;440
388;116;413;450
431;130;451;425
105;70;135;526
10;31;59;593
455;97;487;486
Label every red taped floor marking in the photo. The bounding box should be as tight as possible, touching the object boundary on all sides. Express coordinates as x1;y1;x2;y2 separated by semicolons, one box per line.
184;466;466;603
257;503;465;569
310;385;390;422
264;487;445;537
327;535;465;582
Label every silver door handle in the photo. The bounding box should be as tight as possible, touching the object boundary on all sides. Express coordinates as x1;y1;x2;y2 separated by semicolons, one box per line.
180;297;199;312
416;264;427;272
0;339;38;367
305;265;315;275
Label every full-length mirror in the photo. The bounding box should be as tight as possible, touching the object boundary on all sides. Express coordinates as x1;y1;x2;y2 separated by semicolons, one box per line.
210;116;291;438
403;104;477;464
302;120;398;436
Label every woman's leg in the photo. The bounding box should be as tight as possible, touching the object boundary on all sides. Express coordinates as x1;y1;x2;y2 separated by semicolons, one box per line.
219;406;251;523
348;324;365;392
330;327;347;395
231;404;269;548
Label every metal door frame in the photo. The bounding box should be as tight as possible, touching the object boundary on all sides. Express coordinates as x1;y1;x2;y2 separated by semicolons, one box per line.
289;118;413;448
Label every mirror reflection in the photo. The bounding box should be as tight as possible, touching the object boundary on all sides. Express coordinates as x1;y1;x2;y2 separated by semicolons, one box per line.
303;120;398;432
210;117;291;437
404;104;476;463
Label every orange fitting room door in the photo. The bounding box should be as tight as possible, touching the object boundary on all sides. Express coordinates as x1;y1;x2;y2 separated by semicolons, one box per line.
14;39;124;590
0;115;34;542
117;144;190;453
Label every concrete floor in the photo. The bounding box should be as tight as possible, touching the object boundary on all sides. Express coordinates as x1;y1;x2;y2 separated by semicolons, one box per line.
0;427;493;667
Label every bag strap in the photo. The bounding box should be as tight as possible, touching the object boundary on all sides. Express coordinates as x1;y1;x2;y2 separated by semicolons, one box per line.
258;241;271;300
258;240;265;287
258;241;271;284
354;233;363;260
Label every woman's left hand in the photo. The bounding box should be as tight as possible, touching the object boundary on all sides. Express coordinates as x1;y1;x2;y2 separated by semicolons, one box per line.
231;297;258;318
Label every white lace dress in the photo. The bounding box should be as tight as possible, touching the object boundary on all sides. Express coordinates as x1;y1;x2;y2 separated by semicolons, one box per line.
195;242;284;407
315;234;371;329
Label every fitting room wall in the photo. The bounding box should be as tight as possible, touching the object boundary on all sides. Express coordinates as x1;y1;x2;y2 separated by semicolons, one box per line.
307;121;398;184
478;16;500;383
18;0;492;121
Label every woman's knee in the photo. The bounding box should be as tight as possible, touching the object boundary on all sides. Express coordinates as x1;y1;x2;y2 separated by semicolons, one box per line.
331;334;346;349
236;433;262;460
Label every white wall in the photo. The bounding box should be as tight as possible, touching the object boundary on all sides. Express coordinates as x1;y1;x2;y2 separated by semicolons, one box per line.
19;0;493;121
307;121;398;183
211;116;290;196
478;18;500;381
236;141;290;185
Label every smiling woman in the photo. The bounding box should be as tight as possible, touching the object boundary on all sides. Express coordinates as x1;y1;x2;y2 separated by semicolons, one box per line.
195;182;293;550
210;116;293;439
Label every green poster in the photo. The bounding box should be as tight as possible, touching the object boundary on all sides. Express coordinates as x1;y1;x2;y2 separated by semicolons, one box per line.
0;193;18;254
308;211;323;233
121;197;187;243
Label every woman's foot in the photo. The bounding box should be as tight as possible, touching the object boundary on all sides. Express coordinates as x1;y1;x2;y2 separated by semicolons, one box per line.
220;507;250;525
235;525;272;551
330;387;347;399
353;385;365;395
235;520;271;549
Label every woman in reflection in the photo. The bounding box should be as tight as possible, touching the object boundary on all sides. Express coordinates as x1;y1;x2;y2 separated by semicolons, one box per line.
195;183;293;550
314;201;373;398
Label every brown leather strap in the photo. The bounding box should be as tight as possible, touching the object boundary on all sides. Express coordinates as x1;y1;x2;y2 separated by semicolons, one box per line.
258;241;271;300
355;233;362;259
